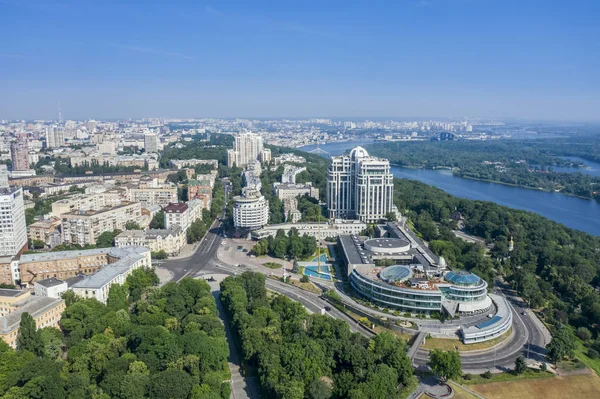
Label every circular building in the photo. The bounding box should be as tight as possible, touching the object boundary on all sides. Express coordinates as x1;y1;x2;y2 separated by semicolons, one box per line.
350;265;490;315
363;238;411;254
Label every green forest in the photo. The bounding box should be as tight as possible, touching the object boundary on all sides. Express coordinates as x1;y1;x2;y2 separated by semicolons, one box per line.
220;272;416;399
0;270;231;399
366;140;600;200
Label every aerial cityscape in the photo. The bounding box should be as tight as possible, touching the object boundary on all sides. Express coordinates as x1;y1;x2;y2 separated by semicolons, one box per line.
1;1;600;399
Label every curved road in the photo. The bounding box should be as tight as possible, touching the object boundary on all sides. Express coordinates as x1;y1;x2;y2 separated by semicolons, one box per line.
160;221;547;372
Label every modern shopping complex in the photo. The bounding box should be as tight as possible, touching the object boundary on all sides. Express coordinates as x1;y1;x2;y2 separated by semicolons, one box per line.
337;221;512;343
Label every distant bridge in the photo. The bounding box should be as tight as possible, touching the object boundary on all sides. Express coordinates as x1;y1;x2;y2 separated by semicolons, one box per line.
306;142;331;157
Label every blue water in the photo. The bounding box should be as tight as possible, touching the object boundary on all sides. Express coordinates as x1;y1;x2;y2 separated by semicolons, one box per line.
310;254;328;264
552;156;600;178
304;265;332;280
299;141;600;236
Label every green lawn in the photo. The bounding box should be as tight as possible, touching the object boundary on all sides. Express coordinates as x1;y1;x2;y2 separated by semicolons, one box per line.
462;368;554;385
573;339;600;376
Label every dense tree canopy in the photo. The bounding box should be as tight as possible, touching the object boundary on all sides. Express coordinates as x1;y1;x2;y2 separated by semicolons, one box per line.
0;269;230;398
220;272;416;398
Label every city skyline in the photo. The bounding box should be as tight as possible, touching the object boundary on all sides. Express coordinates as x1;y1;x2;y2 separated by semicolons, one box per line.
1;0;599;121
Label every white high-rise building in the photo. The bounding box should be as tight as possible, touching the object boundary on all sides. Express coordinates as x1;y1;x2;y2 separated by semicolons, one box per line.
228;133;264;167
144;133;159;153
326;146;394;223
0;187;28;256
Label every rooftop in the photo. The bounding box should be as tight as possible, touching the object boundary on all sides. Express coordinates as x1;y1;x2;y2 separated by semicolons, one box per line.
164;202;188;213
71;246;150;289
0;296;64;334
35;277;66;288
20;248;112;263
0;289;27;298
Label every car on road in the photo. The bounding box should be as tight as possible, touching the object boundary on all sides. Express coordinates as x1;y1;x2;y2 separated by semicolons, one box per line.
242;248;248;253
324;306;331;311
522;311;527;316
236;246;243;252
221;241;226;245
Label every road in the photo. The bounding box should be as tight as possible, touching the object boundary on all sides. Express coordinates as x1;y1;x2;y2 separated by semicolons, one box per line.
160;225;548;374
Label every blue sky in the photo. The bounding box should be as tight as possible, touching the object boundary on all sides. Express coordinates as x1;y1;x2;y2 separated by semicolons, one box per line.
1;0;599;120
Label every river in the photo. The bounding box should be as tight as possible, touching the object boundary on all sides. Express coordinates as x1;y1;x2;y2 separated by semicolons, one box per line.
299;140;600;236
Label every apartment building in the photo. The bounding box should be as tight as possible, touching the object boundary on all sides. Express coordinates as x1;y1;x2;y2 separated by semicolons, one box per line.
128;186;177;207
51;193;122;217
115;226;185;255
0;187;28;257
61;202;142;246
27;218;62;248
165;199;203;229
326;146;394;222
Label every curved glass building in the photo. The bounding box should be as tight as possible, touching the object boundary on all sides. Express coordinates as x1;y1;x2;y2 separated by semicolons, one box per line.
350;265;491;315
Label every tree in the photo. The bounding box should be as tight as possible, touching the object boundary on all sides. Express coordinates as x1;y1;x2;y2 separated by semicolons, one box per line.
125;268;160;301
514;356;527;374
151;250;169;260
547;327;577;363
96;230;119;248
428;349;462;381
150;210;165;229
308;379;332;399
149;368;194;399
125;221;142;230
107;284;129;311
17;312;44;356
575;326;592;341
31;239;46;249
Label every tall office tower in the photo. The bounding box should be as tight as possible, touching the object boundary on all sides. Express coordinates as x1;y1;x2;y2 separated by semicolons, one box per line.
0;165;9;188
233;133;263;168
10;138;29;171
326;146;394;222
144;133;159;153
0;187;28;256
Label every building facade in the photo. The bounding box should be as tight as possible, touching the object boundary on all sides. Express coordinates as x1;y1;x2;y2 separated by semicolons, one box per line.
233;189;269;229
129;186;177;207
10;138;29;171
144;132;159;153
115;227;185;255
0;289;65;348
0;187;28;257
326;146;394;222
71;247;152;303
61;202;142;246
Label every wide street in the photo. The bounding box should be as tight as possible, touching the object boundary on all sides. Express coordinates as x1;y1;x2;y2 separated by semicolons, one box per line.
159;221;549;375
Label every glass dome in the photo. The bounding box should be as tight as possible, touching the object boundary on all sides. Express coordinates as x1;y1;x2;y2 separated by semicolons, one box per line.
380;265;412;283
444;270;481;286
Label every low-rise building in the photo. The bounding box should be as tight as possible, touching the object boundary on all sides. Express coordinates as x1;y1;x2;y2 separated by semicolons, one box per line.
34;277;68;298
19;248;114;285
0;289;65;348
273;154;306;165
115;227;185;255
252;220;367;240
71;246;151;303
273;182;319;201
169;159;218;170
